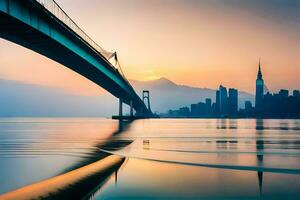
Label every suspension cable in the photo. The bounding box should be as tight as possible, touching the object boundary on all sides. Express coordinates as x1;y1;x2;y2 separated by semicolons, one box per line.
108;52;126;78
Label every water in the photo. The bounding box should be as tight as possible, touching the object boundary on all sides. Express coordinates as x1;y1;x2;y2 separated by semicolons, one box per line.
0;118;119;193
1;118;300;199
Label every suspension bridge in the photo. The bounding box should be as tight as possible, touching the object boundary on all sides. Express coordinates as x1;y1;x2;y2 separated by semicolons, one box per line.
0;0;153;118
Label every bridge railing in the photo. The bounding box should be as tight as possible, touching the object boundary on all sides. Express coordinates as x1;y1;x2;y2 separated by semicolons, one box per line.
34;0;134;92
35;0;113;59
34;0;132;85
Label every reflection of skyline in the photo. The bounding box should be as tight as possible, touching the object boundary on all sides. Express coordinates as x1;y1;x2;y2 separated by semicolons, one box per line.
256;119;264;196
216;119;239;130
216;119;227;129
228;119;238;129
1;117;300;199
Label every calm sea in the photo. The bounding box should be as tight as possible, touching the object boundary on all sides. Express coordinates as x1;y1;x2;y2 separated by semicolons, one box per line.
1;118;300;199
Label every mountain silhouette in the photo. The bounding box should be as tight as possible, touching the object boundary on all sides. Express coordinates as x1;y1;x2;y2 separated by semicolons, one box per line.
0;79;117;117
131;77;254;113
0;78;254;116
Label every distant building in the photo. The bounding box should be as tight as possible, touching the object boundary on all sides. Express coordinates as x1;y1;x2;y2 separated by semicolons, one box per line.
279;89;289;98
228;88;238;116
168;106;190;117
179;107;190;116
219;85;228;116
255;59;264;112
245;101;253;112
205;98;212;108
262;90;300;118
198;102;207;115
205;98;212;115
212;103;217;115
190;104;198;116
190;100;214;117
293;90;300;98
215;90;220;114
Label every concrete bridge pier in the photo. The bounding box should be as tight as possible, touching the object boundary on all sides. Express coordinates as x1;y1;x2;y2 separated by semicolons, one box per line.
130;100;133;117
119;98;123;119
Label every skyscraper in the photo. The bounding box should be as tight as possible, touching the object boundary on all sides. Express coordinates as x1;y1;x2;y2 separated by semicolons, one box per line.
228;88;238;115
279;89;289;98
219;85;228;116
255;59;264;112
245;101;253;111
205;98;212;115
293;90;300;98
215;90;220;114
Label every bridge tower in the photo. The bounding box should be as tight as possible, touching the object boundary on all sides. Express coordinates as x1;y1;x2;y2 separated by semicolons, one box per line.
142;90;152;113
119;99;134;118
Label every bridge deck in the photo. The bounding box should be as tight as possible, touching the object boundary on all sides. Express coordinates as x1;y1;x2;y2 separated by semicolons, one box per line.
0;0;151;116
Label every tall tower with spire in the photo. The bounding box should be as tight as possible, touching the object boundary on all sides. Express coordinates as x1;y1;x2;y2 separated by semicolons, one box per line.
255;59;264;112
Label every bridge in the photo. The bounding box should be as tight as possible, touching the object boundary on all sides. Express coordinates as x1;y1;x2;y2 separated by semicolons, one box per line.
0;0;152;117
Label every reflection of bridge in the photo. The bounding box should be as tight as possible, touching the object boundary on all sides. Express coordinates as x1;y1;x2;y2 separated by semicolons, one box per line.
0;0;152;117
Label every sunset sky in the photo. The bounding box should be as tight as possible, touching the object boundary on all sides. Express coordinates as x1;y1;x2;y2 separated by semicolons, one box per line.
0;0;299;95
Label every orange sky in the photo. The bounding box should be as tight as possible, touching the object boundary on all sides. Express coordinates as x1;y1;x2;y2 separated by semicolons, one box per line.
0;0;299;95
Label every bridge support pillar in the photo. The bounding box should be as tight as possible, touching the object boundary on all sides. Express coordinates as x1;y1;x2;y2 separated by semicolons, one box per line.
130;100;133;117
142;90;152;113
119;98;123;119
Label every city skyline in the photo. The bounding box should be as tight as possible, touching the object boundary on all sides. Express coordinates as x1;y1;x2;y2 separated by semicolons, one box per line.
0;0;299;96
166;61;300;118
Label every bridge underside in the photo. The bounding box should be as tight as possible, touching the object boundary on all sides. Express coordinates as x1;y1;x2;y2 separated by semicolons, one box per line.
0;0;151;116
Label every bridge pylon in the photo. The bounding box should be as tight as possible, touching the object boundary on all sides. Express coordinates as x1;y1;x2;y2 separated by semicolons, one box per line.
142;90;152;113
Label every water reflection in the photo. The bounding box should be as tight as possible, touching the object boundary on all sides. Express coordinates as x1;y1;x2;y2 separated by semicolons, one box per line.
228;119;238;129
217;119;227;129
104;119;300;174
56;119;134;174
0;155;125;200
1;118;300;200
216;119;238;129
255;118;264;130
93;158;300;200
293;120;300;130
256;119;265;196
93;119;300;199
0;118;133;195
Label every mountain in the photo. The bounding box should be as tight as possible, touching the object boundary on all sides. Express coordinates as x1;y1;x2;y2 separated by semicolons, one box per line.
0;79;118;117
0;78;254;117
130;77;254;113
